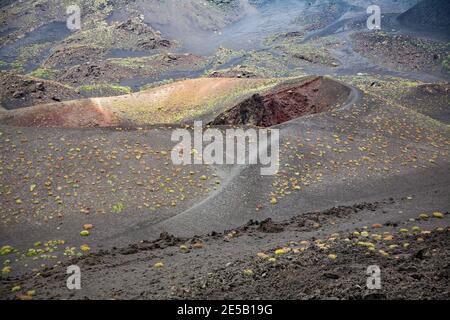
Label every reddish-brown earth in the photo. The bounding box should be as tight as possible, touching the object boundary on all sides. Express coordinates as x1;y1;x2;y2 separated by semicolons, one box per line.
0;77;281;127
0;99;117;127
210;76;351;127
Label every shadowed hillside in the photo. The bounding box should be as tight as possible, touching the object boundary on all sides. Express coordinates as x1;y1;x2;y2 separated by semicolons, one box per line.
398;0;450;32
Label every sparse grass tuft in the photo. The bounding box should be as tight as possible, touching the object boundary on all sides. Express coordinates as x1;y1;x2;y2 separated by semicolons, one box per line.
28;68;57;80
79;84;132;96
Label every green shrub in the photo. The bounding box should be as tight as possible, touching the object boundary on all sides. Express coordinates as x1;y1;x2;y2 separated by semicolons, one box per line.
442;54;450;73
78;84;132;96
28;68;57;79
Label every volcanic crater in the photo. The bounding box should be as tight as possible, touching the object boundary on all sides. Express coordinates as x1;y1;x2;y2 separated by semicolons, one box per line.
210;76;351;127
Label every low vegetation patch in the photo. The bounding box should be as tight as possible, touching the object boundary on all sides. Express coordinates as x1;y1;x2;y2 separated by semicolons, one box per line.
27;68;58;80
78;84;132;97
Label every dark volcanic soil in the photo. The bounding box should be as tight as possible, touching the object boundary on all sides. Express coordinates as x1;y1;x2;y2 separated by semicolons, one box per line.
401;83;450;124
57;53;206;87
180;223;450;300
42;45;108;69
1;199;448;300
0;71;81;110
211;76;350;127
398;0;450;33
351;31;449;77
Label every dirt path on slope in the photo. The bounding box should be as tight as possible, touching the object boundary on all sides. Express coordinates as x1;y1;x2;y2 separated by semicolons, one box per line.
1;195;448;300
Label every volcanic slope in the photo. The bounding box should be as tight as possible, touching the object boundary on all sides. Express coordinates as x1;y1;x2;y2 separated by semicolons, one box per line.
0;76;350;275
398;0;450;32
0;77;282;127
3;200;448;300
0;75;448;300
